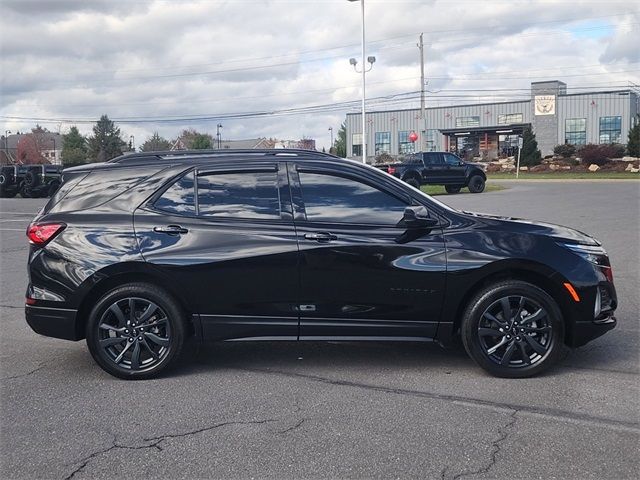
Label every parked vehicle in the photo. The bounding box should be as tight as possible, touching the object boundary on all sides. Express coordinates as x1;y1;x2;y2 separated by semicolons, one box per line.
25;149;616;379
378;151;487;193
0;164;62;198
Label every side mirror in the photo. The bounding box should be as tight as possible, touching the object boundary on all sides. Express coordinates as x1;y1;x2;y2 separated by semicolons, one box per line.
402;206;438;229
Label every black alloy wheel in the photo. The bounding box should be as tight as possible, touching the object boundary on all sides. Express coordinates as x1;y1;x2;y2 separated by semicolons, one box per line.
461;281;564;377
86;283;186;379
467;175;485;193
445;185;462;194
405;177;421;189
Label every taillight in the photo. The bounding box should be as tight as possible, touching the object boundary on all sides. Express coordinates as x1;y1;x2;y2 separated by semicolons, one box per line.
27;223;66;247
388;166;396;175
600;266;614;284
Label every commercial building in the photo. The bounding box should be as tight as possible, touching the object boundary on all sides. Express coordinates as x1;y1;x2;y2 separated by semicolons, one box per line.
345;80;639;161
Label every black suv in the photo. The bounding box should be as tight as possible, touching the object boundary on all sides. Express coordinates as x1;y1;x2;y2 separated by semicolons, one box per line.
25;149;616;379
379;151;487;193
0;164;62;198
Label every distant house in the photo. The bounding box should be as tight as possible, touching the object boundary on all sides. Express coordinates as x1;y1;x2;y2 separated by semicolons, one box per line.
1;132;63;165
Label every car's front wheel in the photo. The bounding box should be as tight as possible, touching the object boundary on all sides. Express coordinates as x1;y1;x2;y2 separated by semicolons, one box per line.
467;175;485;193
445;185;462;194
461;281;564;378
86;283;187;380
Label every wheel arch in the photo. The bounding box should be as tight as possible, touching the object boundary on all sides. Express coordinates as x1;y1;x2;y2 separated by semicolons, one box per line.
73;263;197;340
440;262;576;346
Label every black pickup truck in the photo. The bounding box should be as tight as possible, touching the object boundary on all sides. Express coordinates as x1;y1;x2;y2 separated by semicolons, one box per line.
378;151;487;194
0;164;63;198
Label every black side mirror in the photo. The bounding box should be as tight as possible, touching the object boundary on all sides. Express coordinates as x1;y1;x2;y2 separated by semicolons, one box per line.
403;206;438;229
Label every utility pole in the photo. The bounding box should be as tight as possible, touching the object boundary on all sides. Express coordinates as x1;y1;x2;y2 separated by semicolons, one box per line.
216;124;222;149
418;33;426;151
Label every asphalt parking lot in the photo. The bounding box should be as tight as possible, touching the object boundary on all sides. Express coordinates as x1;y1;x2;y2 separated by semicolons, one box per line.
1;180;638;479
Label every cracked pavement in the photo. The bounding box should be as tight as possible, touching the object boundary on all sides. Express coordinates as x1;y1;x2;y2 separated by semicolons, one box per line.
1;183;639;479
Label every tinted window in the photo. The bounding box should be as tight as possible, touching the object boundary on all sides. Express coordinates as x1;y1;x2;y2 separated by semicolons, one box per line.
299;171;407;225
444;154;461;166
155;171;196;215
197;171;280;220
424;153;443;165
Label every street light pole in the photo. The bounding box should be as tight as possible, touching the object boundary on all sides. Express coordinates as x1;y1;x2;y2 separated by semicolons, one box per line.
348;0;368;164
216;124;222;149
328;127;333;152
4;130;10;162
129;135;135;152
51;137;56;164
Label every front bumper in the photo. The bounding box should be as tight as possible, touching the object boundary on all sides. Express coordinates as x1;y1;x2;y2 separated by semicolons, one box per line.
25;305;81;341
569;312;616;347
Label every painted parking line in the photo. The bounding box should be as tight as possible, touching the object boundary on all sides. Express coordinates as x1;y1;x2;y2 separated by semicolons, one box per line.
0;219;29;222
0;228;27;232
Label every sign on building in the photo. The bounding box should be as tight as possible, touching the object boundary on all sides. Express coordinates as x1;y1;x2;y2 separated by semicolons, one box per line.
534;95;556;116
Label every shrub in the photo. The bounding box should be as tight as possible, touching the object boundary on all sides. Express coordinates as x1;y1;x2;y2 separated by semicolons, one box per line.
374;152;395;164
628;117;640;157
554;144;576;158
520;128;542;167
578;144;623;166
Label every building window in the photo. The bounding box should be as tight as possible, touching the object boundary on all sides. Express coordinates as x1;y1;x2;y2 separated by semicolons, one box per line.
497;113;523;125
455;116;480;128
599;116;622;144
565;118;587;145
425;129;439;151
398;131;415;154
374;131;391;155
351;133;362;156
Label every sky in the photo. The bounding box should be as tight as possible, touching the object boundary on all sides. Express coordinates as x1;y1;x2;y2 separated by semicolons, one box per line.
1;0;639;151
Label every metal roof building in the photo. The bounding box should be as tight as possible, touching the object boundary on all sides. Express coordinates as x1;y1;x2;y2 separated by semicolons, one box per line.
345;80;639;162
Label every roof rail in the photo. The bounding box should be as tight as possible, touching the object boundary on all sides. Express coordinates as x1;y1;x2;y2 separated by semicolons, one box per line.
108;149;340;164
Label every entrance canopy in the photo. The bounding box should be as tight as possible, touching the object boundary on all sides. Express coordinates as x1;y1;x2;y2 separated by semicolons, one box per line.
439;123;530;159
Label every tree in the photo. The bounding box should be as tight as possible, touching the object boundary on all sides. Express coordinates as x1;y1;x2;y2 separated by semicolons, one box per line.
87;115;127;162
140;132;171;152
192;134;213;149
16;135;47;164
628;116;640;157
333;122;346;157
520;127;541;167
61;126;88;166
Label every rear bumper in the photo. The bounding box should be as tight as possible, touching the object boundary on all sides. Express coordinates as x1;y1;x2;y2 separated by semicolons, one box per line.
25;305;81;341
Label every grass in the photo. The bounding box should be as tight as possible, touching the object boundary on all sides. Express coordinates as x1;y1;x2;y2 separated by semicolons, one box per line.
488;172;639;180
421;183;507;196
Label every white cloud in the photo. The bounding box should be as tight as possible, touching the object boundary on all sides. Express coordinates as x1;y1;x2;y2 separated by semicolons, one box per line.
1;0;638;151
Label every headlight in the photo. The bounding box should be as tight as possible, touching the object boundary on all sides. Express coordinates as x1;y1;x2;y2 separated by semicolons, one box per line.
557;242;608;266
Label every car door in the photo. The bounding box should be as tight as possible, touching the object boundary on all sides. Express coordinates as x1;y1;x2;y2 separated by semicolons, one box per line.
289;162;446;339
421;152;445;184
134;161;300;341
442;153;467;184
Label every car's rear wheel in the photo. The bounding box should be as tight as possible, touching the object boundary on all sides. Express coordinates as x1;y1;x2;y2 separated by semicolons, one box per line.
467;175;485;193
19;184;32;198
461;281;564;378
405;177;420;189
445;185;462;194
86;283;187;380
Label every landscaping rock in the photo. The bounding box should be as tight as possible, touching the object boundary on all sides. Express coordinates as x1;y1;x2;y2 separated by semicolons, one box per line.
549;164;560;171
588;164;600;172
631;168;639;173
561;166;571;170
626;163;635;172
519;166;528;171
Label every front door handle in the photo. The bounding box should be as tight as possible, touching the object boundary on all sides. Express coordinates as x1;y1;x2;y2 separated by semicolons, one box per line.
153;225;188;235
304;232;338;242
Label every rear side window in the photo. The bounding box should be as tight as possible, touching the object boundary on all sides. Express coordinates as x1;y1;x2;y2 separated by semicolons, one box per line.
424;153;443;165
155;172;196;215
197;171;280;220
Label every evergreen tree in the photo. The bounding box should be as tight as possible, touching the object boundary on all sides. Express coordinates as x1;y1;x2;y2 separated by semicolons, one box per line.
87;115;126;162
61;126;88;165
333;122;346;157
140;132;171;152
520;127;541;167
627;116;640;157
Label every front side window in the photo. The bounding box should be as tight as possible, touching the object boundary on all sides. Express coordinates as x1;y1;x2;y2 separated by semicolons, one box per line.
565;118;586;145
398;131;416;154
374;131;391;155
299;171;407;225
455;116;480;128
197;171;280;220
352;133;362;156
599;116;622;144
444;153;461;166
155;171;196;215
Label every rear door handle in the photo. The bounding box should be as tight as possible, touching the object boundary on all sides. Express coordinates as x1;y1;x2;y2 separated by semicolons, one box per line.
304;232;337;242
153;225;188;235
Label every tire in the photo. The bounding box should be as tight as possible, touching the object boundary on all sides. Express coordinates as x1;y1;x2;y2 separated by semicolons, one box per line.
86;283;187;380
445;185;462;194
48;181;61;197
467;175;485;193
405;177;420;189
19;184;32;198
24;170;40;187
461;280;564;378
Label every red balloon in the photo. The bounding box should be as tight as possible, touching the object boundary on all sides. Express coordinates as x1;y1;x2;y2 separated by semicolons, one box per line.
408;131;418;142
